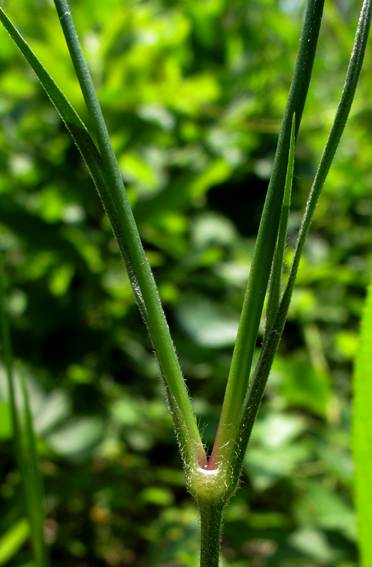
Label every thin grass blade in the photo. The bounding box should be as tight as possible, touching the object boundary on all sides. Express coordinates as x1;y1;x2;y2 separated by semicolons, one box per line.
210;0;325;469
265;113;295;336
53;0;205;466
282;0;372;314
353;279;372;567
0;518;30;566
0;266;23;490
19;366;47;567
0;271;48;567
0;7;205;467
227;0;372;487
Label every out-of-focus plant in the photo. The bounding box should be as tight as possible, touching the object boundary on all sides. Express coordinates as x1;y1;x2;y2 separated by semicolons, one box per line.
0;0;371;565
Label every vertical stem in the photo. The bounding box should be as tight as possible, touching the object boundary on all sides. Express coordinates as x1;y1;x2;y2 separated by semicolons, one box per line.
210;0;325;469
199;503;225;567
225;0;372;495
51;0;204;467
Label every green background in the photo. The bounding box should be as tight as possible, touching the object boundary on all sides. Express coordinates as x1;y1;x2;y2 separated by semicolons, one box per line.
0;0;371;565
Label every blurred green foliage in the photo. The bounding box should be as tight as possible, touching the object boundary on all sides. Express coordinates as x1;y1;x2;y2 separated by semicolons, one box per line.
0;0;371;565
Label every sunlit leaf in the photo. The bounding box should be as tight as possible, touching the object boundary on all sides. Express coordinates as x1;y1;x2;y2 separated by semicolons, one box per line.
0;518;30;566
353;281;372;566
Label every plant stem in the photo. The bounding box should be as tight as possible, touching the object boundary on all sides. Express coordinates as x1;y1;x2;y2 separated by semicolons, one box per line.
0;272;48;567
210;0;325;469
284;0;372;294
227;0;372;487
265;113;295;337
52;0;205;467
199;503;224;567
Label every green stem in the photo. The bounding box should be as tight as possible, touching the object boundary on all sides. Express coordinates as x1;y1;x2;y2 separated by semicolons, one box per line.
0;271;48;567
199;503;224;567
265;113;295;336
52;0;205;467
285;0;372;290
210;0;325;469
226;0;372;489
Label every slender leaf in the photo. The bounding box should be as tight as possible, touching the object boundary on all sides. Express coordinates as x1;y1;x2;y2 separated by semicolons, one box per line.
0;265;23;489
225;0;372;490
0;518;30;566
0;271;47;567
282;0;372;316
265;113;295;336
353;280;372;567
18;366;46;567
0;194;93;281
210;0;325;469
0;6;205;467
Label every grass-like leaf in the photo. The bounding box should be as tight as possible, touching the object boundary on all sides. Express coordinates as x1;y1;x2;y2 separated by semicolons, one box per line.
18;366;47;567
0;194;93;282
0;6;205;468
282;0;372;316
353;280;372;567
265;113;295;336
210;0;325;469
0;272;47;567
227;0;372;485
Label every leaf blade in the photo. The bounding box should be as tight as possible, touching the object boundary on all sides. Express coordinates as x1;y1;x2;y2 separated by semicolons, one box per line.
0;518;30;566
353;281;372;567
0;272;48;567
0;6;205;467
210;0;325;469
228;0;372;486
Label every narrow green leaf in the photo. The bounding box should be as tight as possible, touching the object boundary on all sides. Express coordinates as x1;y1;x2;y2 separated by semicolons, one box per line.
0;9;104;197
0;6;205;467
0;266;23;484
0;518;30;566
0;194;93;282
210;0;325;470
224;0;372;491
353;281;372;567
54;0;204;467
18;366;47;567
265;113;295;335
0;401;12;439
0;269;47;567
